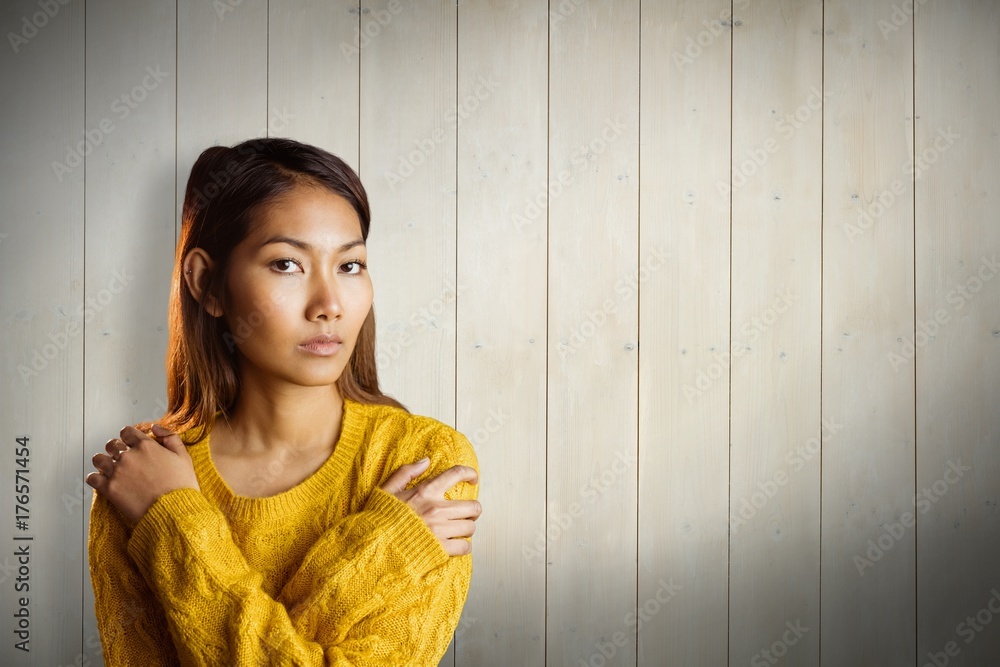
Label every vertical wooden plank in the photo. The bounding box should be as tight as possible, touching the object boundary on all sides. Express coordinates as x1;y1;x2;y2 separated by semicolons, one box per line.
916;2;1000;664
357;1;458;663
268;0;359;167
81;2;178;666
548;1;639;664
177;0;268;232
638;1;731;664
821;0;916;662
359;0;456;418
456;2;546;665
729;0;823;663
0;0;84;664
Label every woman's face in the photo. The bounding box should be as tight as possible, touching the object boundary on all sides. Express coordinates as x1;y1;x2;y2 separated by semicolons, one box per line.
219;184;373;390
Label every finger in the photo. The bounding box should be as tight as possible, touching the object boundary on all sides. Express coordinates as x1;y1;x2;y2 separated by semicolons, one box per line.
454;498;483;519
419;465;479;497
150;423;186;455
104;438;127;459
85;470;108;492
433;518;477;540
423;499;483;521
119;425;154;448
441;536;473;557
92;452;115;477
380;458;430;494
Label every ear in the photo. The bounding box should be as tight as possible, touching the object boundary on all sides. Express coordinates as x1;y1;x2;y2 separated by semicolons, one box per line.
183;248;224;317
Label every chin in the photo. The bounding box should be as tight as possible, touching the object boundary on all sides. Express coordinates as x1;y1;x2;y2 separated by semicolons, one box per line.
290;364;348;387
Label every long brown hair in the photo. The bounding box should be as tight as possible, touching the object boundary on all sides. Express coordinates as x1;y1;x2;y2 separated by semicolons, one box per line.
133;137;406;443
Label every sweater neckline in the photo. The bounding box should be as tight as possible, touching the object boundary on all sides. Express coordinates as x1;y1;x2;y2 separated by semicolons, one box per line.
187;397;367;521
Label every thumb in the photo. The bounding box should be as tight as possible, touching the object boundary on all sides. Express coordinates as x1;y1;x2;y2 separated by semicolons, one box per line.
150;424;187;455
381;457;430;494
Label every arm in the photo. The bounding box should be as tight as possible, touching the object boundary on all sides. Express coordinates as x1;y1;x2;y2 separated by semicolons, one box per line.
124;427;479;666
280;427;479;662
88;490;180;665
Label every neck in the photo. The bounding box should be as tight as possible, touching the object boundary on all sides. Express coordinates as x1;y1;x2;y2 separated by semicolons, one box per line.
218;372;345;456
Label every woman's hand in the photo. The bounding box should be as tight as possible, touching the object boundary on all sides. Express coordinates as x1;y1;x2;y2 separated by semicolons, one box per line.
380;458;482;557
85;423;201;527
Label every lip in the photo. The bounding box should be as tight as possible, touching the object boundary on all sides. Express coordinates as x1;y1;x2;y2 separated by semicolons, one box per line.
298;333;343;356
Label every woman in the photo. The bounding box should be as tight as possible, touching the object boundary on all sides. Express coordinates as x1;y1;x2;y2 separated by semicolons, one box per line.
85;137;482;666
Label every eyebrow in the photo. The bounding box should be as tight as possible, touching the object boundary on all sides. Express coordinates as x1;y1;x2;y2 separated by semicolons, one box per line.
258;235;365;254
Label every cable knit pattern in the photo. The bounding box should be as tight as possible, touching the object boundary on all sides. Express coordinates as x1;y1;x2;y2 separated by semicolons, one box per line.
87;398;479;666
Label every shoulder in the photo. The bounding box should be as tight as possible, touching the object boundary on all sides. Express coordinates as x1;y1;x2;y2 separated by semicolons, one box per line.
352;400;479;492
177;419;212;446
359;401;477;465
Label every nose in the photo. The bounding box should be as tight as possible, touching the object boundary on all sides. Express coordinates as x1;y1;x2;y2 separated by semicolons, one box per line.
306;268;343;321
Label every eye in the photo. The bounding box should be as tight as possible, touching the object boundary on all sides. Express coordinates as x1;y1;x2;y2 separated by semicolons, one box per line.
342;259;368;275
270;258;302;274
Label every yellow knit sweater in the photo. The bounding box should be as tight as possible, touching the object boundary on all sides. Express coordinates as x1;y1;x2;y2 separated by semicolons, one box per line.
88;398;479;666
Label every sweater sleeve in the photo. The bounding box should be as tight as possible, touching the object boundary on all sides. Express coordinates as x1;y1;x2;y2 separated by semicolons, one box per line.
88;490;181;665
124;427;479;666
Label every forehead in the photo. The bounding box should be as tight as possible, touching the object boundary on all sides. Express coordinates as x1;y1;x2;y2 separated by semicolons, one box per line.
249;185;362;244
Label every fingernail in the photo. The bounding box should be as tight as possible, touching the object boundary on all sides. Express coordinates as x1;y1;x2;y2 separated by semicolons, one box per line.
418;457;429;465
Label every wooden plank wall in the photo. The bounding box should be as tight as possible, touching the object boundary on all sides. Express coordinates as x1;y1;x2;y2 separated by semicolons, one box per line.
79;1;179;660
0;1;996;665
1;0;86;665
914;2;1000;665
823;0;915;661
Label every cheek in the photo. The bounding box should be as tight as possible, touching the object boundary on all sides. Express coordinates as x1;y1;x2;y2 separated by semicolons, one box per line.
231;288;296;342
353;284;374;314
345;285;373;332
